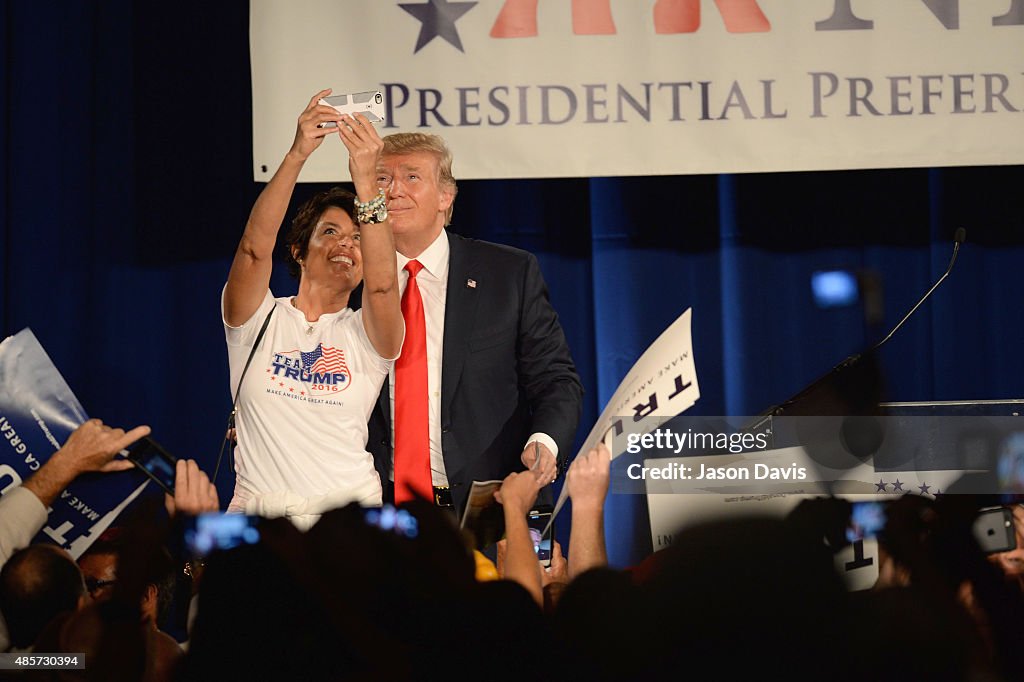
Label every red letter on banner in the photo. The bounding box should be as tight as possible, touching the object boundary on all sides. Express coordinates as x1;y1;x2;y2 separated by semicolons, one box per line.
655;0;770;34
490;0;538;38
572;0;617;35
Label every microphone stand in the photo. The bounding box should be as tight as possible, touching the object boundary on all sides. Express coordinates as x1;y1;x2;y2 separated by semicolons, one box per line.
761;228;966;419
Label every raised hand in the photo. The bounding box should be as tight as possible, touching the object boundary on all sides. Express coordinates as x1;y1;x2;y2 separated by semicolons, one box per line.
521;441;558;486
164;459;220;518
494;470;543;517
565;442;611;511
289;88;344;161
336;112;385;202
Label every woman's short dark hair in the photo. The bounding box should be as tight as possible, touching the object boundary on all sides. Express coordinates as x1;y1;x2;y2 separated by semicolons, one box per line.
283;187;357;280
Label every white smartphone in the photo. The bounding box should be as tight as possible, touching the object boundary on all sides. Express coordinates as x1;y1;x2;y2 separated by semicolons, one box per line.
318;90;385;127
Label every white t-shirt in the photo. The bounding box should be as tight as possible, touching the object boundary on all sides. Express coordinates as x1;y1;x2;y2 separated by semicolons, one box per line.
223;290;390;522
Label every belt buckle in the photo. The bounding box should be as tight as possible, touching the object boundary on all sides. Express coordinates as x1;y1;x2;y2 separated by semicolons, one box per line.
433;486;452;507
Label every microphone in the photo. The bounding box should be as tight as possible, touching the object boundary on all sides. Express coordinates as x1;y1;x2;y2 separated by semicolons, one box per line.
869;227;966;352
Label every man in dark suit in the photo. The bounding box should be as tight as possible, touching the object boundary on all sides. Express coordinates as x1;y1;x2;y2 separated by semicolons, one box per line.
365;131;582;513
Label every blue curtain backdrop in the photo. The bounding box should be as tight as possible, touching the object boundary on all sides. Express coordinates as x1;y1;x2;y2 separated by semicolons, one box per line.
3;1;1022;566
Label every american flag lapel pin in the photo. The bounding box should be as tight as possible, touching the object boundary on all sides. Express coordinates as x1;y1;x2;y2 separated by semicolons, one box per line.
466;278;477;289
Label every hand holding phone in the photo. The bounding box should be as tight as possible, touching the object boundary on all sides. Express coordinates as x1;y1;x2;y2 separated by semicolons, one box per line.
973;507;1016;554
848;500;1018;555
527;507;554;567
124;437;177;495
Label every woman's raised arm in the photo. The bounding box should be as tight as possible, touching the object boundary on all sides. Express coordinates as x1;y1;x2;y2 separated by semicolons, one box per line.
223;89;342;326
338;112;403;358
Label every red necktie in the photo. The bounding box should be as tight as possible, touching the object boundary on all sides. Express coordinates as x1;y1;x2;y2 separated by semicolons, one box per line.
394;260;432;504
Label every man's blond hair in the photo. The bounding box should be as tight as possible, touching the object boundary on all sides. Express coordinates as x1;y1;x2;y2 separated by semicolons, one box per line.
382;133;458;225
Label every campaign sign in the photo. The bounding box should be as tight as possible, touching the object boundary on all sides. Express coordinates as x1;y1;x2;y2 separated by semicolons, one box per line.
0;329;148;559
551;307;700;521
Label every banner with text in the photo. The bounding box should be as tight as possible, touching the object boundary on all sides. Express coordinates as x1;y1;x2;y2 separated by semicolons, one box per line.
0;330;148;559
251;0;1024;180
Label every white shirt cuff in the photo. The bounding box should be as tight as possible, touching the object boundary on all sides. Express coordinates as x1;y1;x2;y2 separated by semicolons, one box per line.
524;433;558;459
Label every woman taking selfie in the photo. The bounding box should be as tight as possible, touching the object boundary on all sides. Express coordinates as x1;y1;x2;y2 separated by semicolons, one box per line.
222;89;402;529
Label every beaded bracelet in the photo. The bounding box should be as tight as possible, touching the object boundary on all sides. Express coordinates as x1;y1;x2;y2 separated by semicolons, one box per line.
355;189;388;224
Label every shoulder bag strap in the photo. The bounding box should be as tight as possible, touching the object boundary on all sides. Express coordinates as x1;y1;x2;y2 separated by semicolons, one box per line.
213;306;275;484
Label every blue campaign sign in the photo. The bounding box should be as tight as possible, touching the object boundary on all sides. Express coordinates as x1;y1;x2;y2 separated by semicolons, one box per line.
0;329;150;558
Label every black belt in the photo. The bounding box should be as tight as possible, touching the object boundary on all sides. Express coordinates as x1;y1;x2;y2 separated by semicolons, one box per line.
433;486;453;507
384;481;452;507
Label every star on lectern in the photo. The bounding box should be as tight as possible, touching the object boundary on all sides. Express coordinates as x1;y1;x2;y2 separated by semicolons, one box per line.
399;0;478;53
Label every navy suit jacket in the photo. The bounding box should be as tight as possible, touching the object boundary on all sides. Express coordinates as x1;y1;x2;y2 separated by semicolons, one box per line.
364;231;583;513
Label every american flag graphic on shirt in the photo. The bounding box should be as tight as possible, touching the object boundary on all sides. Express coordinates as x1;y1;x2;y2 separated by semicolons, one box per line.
300;344;349;376
268;342;352;394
